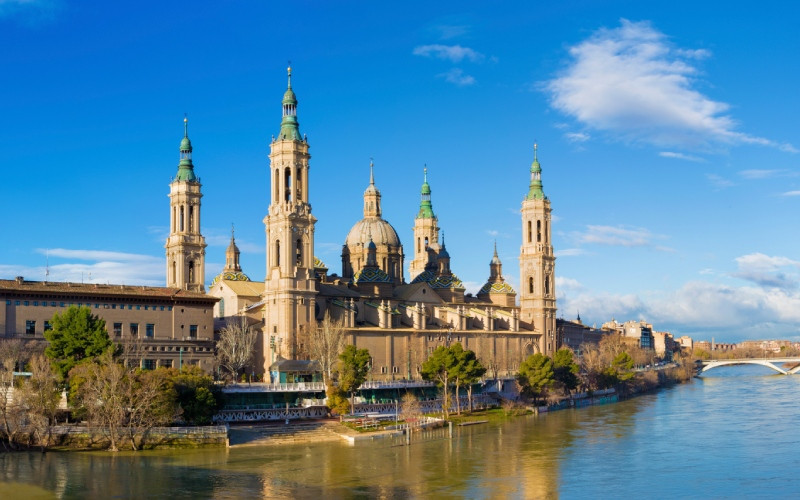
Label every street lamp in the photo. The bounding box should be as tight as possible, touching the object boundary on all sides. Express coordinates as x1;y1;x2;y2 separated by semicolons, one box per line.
179;346;183;370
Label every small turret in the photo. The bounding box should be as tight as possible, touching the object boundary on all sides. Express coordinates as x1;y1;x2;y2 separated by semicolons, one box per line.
525;143;546;200
417;166;435;218
278;65;302;141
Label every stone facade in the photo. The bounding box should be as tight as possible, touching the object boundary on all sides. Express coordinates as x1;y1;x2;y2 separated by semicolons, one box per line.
0;277;217;370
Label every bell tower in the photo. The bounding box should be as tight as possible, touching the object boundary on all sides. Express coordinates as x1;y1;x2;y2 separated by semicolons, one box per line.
165;116;206;292
519;144;556;355
263;66;317;364
409;167;440;280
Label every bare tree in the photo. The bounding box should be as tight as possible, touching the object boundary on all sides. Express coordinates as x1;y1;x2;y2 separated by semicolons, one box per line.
19;353;61;451
400;392;422;424
216;315;258;381
70;351;128;451
0;339;28;449
123;368;178;450
308;311;346;384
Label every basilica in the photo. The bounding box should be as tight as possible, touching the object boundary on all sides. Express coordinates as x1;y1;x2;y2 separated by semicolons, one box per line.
171;68;558;379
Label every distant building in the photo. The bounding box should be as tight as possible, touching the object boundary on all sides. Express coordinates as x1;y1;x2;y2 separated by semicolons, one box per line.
558;316;609;354
677;335;693;351
0;276;217;370
652;331;679;360
738;339;793;353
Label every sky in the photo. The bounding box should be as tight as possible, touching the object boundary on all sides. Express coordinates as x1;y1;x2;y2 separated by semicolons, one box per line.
1;0;799;343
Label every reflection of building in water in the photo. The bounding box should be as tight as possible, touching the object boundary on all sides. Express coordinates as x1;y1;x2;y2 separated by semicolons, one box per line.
209;68;561;377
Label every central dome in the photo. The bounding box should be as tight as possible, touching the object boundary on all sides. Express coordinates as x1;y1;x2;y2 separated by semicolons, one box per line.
345;217;401;248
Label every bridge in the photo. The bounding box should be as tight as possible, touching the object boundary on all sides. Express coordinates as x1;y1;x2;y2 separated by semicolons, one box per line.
698;357;800;375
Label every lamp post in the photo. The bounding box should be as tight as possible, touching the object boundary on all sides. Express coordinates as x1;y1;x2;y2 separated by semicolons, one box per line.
179;347;183;370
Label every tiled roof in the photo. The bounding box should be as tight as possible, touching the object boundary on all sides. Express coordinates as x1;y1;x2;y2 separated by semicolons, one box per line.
0;279;218;302
218;280;264;297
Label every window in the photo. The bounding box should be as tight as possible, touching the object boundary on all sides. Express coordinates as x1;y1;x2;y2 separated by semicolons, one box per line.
130;323;139;337
33;301;38;306
380;366;387;374
189;325;198;339
136;305;141;310
113;323;122;337
160;359;172;368
112;304;116;309
219;298;225;317
143;359;156;370
168;306;173;311
392;366;398;374
537;220;542;242
5;300;9;305
25;320;35;335
146;324;155;338
160;306;165;311
23;301;29;306
44;321;52;331
529;277;534;294
15;301;20;306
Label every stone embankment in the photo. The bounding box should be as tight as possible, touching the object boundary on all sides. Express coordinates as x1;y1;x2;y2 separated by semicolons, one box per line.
228;421;343;447
46;425;229;450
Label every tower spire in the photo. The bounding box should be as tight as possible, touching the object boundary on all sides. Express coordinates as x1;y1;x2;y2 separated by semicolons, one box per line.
526;142;545;200
176;115;196;181
418;165;434;218
279;64;301;141
363;159;381;217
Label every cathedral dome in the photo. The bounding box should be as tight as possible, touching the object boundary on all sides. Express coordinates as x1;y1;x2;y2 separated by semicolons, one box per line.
345;217;401;249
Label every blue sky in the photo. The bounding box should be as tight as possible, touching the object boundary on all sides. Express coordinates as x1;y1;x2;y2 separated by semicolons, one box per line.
1;0;799;343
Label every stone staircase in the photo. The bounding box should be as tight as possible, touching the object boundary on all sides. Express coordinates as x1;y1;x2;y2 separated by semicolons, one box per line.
228;421;343;446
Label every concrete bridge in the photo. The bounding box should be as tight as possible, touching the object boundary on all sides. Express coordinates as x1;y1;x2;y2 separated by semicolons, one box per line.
698;357;800;375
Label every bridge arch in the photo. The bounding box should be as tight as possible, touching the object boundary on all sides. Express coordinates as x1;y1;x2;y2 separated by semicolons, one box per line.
698;359;797;375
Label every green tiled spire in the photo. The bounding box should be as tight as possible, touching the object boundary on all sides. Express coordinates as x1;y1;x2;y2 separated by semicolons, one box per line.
525;143;546;200
278;65;302;141
417;166;435;219
175;115;197;182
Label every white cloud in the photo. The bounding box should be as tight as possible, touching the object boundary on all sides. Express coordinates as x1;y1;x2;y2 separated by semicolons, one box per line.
4;248;164;286
438;68;475;86
739;169;783;180
573;224;665;248
565;132;590;143
706;173;734;189
659;151;704;162
781;190;800;197
413;44;485;63
731;253;800;290
555;248;586;257
546;19;795;152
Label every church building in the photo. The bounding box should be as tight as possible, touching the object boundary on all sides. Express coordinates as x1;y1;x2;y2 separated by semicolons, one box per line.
208;68;559;379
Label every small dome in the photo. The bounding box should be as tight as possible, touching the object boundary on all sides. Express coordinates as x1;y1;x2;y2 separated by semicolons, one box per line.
283;88;297;105
345;217;401;248
180;136;192;152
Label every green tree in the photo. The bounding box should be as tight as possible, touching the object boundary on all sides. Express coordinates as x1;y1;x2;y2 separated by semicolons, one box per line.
553;348;580;395
170;366;219;425
421;345;459;419
336;345;371;415
44;306;113;381
611;351;635;382
517;353;554;405
453;345;486;414
325;382;350;419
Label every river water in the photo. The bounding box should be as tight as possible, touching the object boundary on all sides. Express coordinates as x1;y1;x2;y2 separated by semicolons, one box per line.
2;365;799;499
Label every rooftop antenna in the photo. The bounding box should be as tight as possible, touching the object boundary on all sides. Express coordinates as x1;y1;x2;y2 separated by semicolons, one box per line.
45;250;50;282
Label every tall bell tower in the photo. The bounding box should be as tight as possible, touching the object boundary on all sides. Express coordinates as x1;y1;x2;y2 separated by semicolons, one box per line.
409;167;441;280
165;116;206;292
519;144;557;355
263;66;317;363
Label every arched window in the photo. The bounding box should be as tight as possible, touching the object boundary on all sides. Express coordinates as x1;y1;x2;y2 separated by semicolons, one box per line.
180;206;185;231
188;261;194;284
545;220;549;243
527;221;532;243
296;168;302;201
296;238;302;266
274;169;279;203
537;220;542;243
171;261;176;284
544;274;550;295
219;298;225;317
172;207;176;232
284;167;292;202
383;257;387;271
275;240;281;267
529;276;534;294
417;237;421;254
189;206;195;233
424;236;429;248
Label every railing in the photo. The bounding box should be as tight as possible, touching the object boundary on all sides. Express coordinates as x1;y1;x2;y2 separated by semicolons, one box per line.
222;382;326;393
359;380;436;389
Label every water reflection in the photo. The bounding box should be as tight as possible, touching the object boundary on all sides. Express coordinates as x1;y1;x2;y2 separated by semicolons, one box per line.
3;370;800;498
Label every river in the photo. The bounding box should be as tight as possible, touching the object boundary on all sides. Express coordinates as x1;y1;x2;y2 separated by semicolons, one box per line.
2;365;799;499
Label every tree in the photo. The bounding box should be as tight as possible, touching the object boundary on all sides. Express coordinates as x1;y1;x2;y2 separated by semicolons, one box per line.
336;345;371;415
421;345;459;419
69;351;129;451
452;345;486;414
216;315;258;381
0;339;28;449
400;392;422;424
553;348;580;395
19;354;62;451
325;382;350;419
45;306;113;381
170;366;219;425
123;368;179;450
309;311;346;384
517;353;554;405
611;351;635;382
